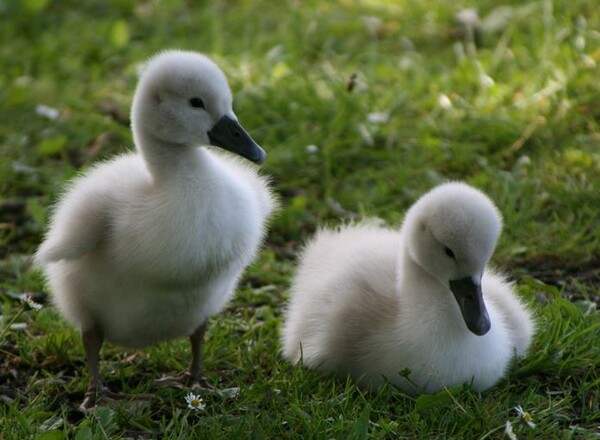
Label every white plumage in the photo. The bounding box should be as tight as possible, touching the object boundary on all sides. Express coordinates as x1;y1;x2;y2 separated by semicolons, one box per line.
35;50;276;409
281;182;534;394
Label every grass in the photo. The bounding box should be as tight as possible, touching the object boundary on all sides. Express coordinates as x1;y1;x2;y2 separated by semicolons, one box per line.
1;0;599;438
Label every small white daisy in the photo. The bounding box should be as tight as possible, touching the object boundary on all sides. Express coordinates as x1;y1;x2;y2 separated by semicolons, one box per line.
367;112;389;124
515;405;536;429
21;293;43;311
438;93;453;109
306;144;319;155
184;392;206;411
35;104;60;121
455;8;480;27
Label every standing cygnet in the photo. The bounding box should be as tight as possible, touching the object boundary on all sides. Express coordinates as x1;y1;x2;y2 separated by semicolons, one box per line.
35;50;276;410
281;182;534;394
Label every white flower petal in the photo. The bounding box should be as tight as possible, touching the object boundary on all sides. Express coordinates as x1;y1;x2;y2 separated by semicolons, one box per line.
35;104;60;121
456;8;480;27
480;74;495;88
361;16;382;35
367;112;389;124
306;144;319;154
438;94;452;109
504;420;518;440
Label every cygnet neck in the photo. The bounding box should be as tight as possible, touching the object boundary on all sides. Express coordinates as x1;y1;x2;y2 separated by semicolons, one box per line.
133;127;203;183
397;234;447;301
397;245;468;336
398;247;430;288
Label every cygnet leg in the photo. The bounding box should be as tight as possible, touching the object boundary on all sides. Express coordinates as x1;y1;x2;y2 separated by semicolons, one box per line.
188;322;213;389
154;321;214;390
79;326;155;412
80;326;111;411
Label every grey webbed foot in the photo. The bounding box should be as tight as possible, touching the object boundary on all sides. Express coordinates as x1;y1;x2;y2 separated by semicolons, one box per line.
78;386;123;413
153;371;215;391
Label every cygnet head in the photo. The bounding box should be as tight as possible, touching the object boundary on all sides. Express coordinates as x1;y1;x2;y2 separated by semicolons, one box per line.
402;182;502;336
131;50;265;164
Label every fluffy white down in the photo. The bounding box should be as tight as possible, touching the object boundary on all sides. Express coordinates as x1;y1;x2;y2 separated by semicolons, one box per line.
35;50;276;348
281;182;534;394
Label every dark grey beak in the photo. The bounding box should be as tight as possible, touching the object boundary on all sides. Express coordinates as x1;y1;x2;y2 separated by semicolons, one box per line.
449;277;491;336
208;115;266;164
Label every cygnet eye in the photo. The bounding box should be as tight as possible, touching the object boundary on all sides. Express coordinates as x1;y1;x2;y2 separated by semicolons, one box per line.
189;97;205;109
444;246;456;259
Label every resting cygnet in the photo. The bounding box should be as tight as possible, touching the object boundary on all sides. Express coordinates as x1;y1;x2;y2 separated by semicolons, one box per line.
281;182;534;394
35;50;276;410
